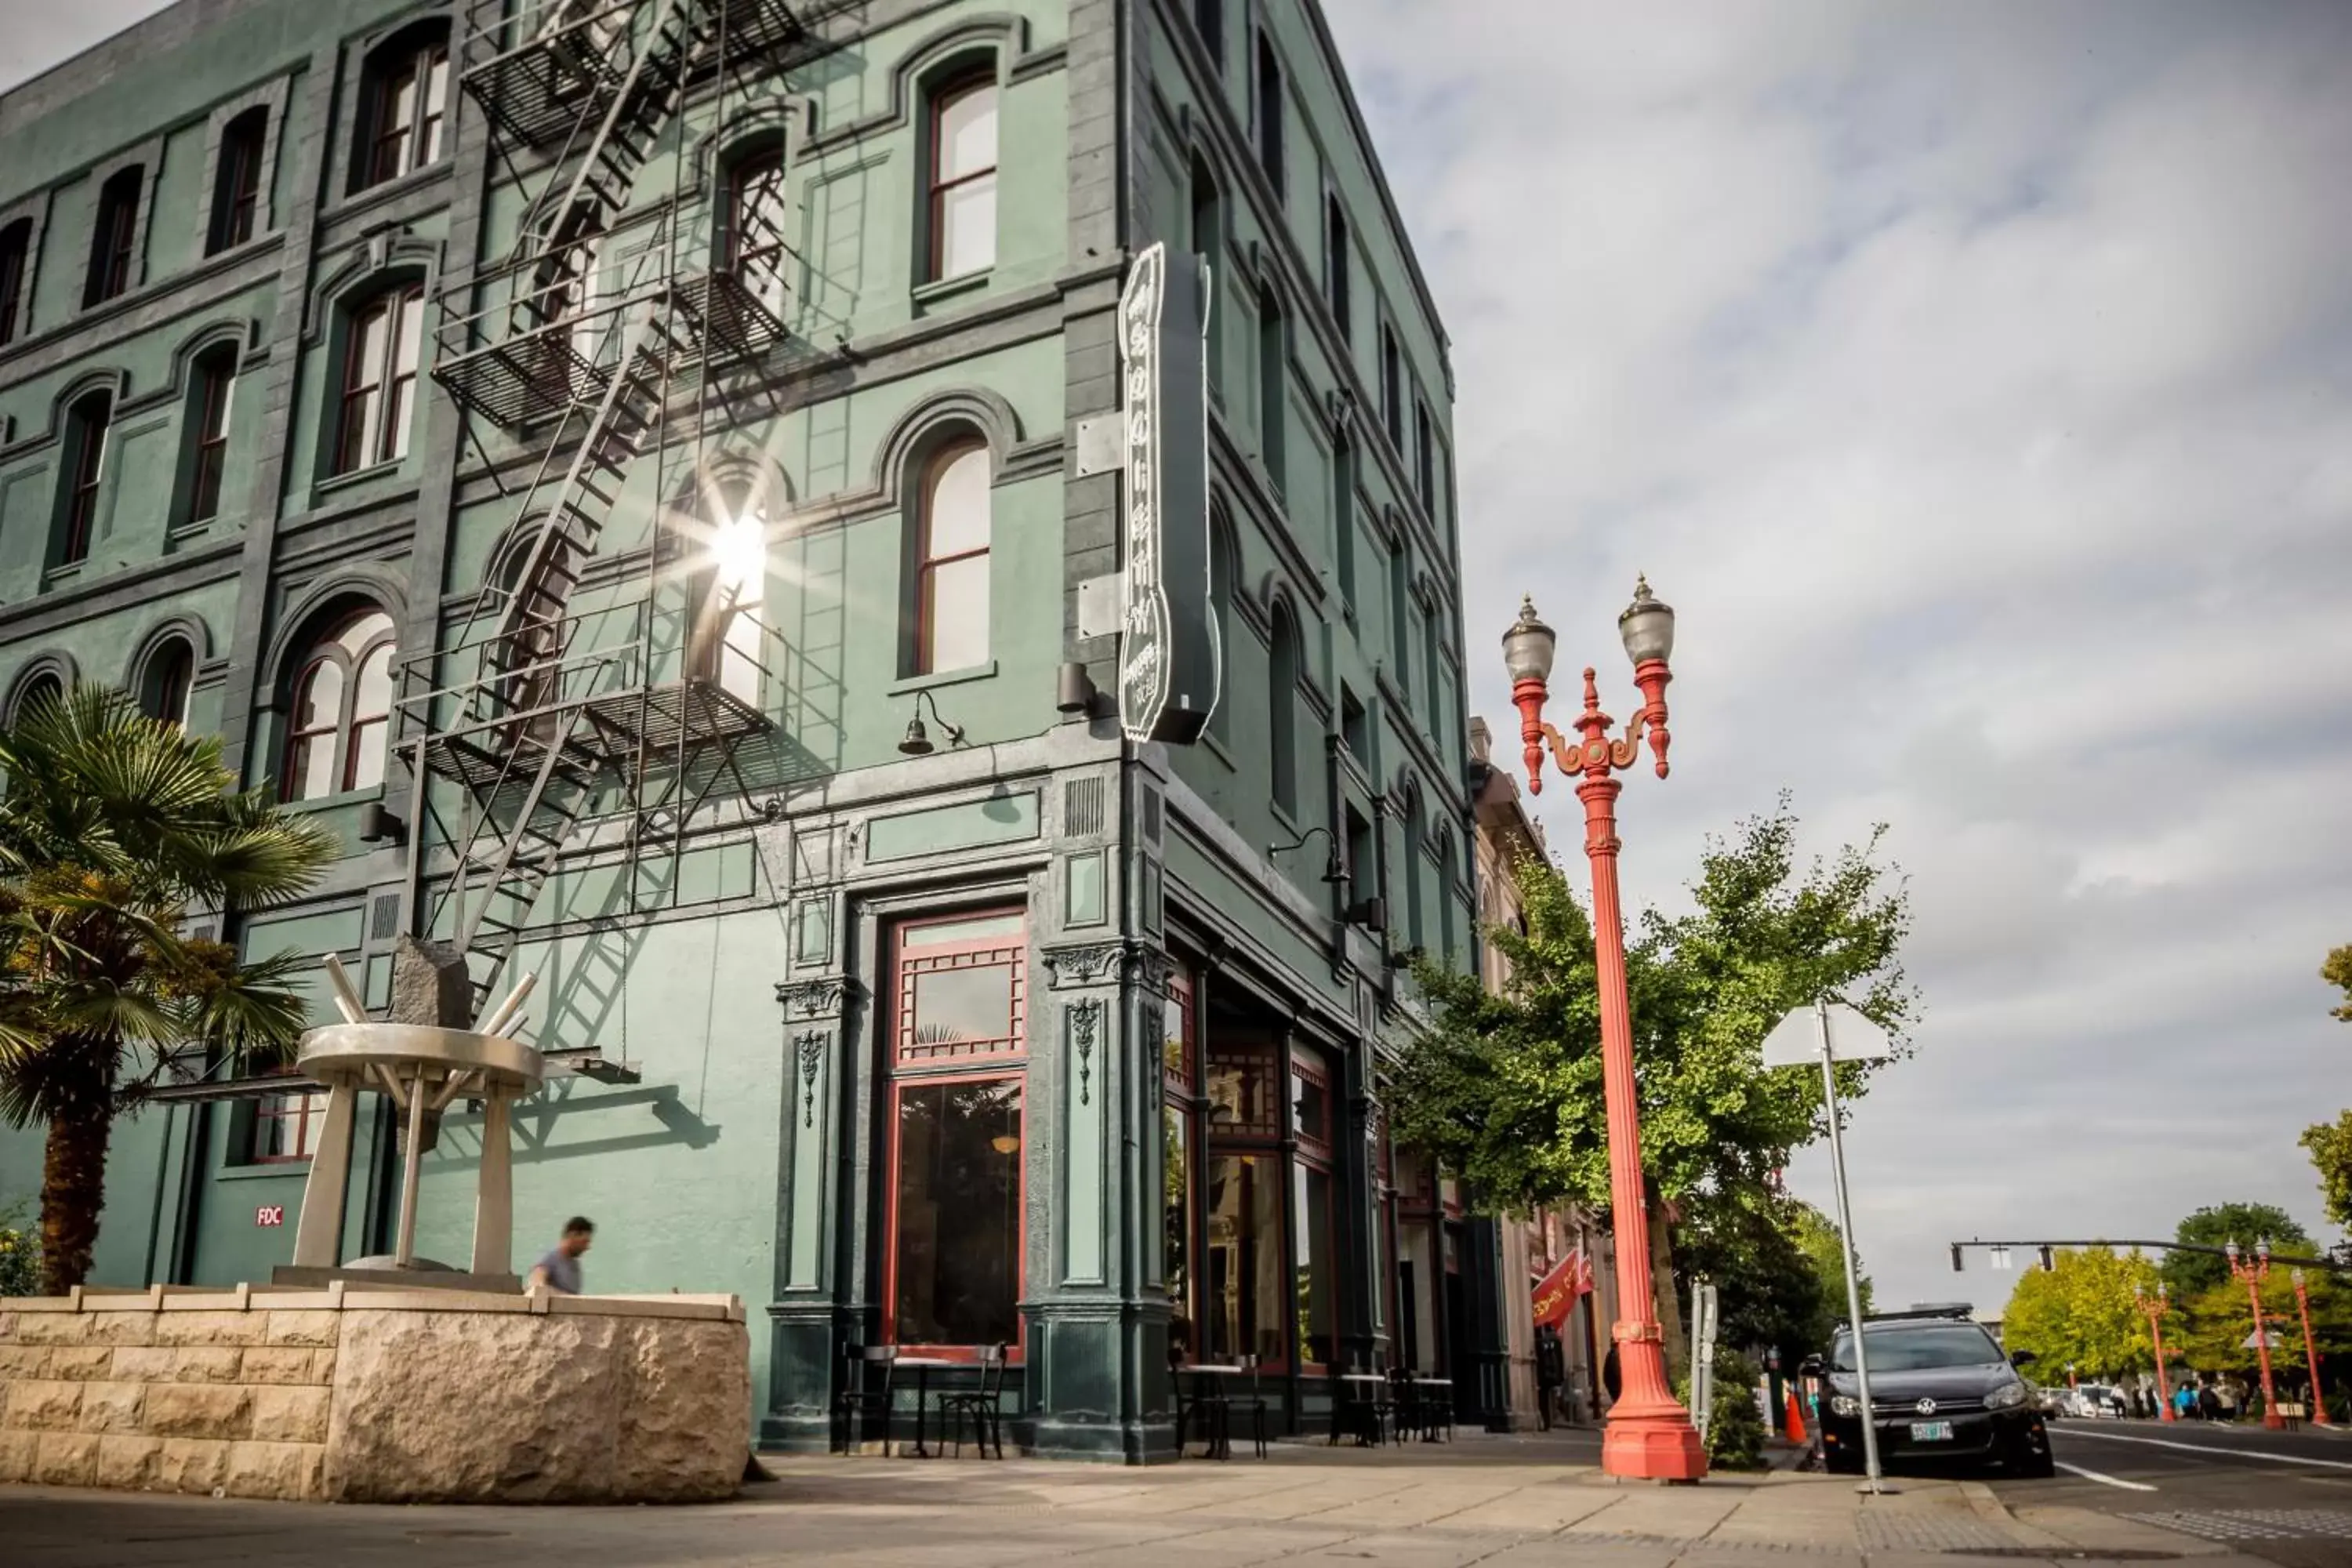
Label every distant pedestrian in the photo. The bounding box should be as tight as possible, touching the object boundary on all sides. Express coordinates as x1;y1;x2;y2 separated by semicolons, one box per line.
526;1215;594;1294
2198;1385;2221;1421
2174;1385;2194;1421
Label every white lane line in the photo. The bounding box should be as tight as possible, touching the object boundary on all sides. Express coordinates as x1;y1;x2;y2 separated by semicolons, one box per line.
2057;1427;2352;1472
2053;1460;2158;1492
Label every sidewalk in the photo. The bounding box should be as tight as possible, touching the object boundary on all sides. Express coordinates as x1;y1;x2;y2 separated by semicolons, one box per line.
2;1430;2252;1565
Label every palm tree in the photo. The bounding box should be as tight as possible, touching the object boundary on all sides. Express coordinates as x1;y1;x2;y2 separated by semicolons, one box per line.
0;684;336;1293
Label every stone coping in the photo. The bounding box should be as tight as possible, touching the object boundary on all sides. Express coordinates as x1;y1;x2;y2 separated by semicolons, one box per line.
13;1283;745;1323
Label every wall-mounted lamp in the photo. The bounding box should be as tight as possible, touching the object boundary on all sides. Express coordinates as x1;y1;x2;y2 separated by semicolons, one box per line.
1055;660;1102;717
1268;824;1348;887
897;688;968;757
356;801;405;845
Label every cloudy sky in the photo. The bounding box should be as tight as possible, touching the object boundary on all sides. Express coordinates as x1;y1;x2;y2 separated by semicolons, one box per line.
1321;0;2352;1312
8;2;2350;1318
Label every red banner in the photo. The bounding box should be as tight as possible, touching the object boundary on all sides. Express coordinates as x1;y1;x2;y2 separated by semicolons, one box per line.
1533;1249;1593;1328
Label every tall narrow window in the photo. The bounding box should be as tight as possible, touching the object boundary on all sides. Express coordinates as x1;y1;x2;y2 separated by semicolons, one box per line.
1290;1051;1338;1370
139;638;195;728
1258;286;1287;493
250;1086;328;1162
885;910;1029;1355
927;75;998;282
1332;432;1356;612
1163;964;1198;1338
1254;33;1284;197
1401;793;1425;954
187;352;236;524
85;168;142;308
56;393;112;567
914;441;992;674
728;146;790;316
0;220;30;346
283;608;397;801
360;31;451;191
336;285;424;474
1414;401;1436;517
1268;604;1299;819
1193;0;1224;67
210;107;267;254
1189;158;1221;397
1205;1036;1285;1366
1387;539;1413;697
1379;325;1403;450
1324;193;1351;342
692;487;766;706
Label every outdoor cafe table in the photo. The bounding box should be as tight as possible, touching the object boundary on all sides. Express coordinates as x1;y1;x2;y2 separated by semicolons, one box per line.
1410;1377;1453;1440
1331;1372;1388;1446
891;1356;958;1457
1178;1364;1245;1459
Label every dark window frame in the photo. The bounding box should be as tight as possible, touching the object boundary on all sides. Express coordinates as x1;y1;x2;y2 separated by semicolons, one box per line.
1258;285;1287;492
57;392;113;566
1268;604;1300;819
85;167;143;309
139;638;196;728
1254;32;1284;197
335;284;424;476
925;71;1000;284
359;32;451;193
0;219;30;347
211;107;268;255
1323;191;1351;342
1193;0;1225;67
249;1083;328;1163
1379;325;1403;450
188;351;238;523
1414;400;1437;516
880;909;1030;1361
913;438;993;676
281;608;397;802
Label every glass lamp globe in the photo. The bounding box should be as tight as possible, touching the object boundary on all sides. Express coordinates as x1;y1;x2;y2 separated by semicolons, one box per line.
1501;595;1557;685
1617;575;1675;666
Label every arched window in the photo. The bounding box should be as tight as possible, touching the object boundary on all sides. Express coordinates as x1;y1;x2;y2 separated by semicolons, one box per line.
356;26;451;193
9;670;64;728
1332;430;1356;610
1436;830;1458;969
1258;284;1286;492
210;107;268;255
56;390;113;567
1268;601;1299;818
336;283;424;474
913;441;991;675
1207;513;1239;741
283;608;397;801
926;72;998;282
139;638;195;728
85;167;143;308
187;347;238;524
1399;792;1425;955
727;143;789;318
0;219;29;347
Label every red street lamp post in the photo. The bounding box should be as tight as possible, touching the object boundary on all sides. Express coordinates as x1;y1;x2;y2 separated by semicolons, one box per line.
2134;1283;2176;1421
2292;1269;2330;1426
2226;1239;2286;1430
1503;579;1707;1483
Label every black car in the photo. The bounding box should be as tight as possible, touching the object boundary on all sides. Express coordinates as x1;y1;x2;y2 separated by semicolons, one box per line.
1806;1309;2053;1478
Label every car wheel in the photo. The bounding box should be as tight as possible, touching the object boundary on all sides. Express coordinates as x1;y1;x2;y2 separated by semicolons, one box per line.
1825;1447;1863;1475
2008;1439;2056;1479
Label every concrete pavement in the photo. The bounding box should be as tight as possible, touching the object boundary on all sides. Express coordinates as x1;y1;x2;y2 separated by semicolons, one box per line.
2;1427;2270;1565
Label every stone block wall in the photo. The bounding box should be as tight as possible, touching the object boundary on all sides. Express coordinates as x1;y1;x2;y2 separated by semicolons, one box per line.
0;1284;749;1503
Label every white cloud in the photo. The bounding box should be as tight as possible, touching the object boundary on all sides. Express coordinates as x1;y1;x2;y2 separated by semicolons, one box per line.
1329;0;2352;1315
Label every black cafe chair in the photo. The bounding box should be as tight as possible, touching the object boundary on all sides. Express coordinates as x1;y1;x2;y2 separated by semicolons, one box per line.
836;1345;898;1453
941;1344;1010;1459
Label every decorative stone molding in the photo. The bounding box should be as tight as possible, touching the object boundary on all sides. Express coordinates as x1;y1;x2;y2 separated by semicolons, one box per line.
774;976;854;1019
1040;941;1124;989
1069;999;1102;1107
793;1030;826;1127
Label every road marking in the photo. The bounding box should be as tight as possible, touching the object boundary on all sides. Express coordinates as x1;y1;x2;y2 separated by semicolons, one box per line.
2053;1460;2158;1492
2057;1428;2352;1472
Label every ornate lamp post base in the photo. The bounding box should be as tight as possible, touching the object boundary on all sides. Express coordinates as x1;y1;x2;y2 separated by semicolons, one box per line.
1603;1404;1711;1479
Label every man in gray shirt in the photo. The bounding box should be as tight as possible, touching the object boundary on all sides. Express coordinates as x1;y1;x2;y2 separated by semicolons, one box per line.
526;1216;594;1294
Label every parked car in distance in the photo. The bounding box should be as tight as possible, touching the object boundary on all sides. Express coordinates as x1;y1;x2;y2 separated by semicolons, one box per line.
2066;1385;2127;1419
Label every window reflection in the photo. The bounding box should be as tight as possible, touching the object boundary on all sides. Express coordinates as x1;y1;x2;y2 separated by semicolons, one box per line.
1204;1152;1283;1365
891;1078;1022;1348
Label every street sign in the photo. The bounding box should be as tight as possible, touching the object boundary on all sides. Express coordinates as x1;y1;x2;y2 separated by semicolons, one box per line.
1762;1000;1893;1067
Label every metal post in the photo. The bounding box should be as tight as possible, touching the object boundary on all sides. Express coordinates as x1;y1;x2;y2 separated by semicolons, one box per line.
394;1069;430;1268
1817;998;1885;1493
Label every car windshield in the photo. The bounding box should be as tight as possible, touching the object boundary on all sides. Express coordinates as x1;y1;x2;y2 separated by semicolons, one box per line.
1831;1323;2002;1372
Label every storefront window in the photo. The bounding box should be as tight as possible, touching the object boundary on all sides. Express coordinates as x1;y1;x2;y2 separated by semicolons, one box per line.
889;1078;1022;1348
1164;965;1196;1341
1204;1152;1284;1364
1397;1218;1439;1371
1294;1163;1335;1367
885;909;1027;1354
1205;1040;1279;1134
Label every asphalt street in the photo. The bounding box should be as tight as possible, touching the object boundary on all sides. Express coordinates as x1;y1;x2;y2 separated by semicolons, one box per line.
1988;1417;2352;1567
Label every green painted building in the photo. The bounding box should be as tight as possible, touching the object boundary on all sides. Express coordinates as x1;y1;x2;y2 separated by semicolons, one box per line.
0;0;1502;1461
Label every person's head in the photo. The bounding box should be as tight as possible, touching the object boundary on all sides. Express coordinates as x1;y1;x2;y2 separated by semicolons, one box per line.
561;1216;594;1257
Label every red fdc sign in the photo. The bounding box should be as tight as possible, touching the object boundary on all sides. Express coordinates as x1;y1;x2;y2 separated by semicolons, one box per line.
1532;1249;1593;1328
255;1205;285;1228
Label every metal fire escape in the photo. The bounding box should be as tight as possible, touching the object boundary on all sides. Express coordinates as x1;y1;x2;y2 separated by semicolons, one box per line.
401;0;820;1010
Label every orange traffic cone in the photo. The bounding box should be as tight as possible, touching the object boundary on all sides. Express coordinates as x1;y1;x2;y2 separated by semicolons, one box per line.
1784;1388;1809;1444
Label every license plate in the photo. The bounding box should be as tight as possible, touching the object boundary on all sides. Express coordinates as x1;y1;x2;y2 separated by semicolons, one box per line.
1909;1421;1955;1442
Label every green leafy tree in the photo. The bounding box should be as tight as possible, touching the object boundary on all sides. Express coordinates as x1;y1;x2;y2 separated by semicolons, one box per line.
2001;1247;2161;1380
2303;948;2352;1232
2172;1265;2352;1401
1392;800;1915;1364
2324;944;2352;1023
2161;1204;2313;1299
1788;1200;1874;1333
0;686;334;1293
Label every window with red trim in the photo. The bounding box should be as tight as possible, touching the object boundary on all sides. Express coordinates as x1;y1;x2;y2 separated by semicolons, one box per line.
926;74;997;281
188;350;236;523
361;34;449;191
884;911;1027;1356
1163;964;1198;1345
336;285;423;474
211;107;267;255
282;609;397;801
1203;1035;1286;1367
85;167;142;309
913;441;991;675
250;1086;328;1162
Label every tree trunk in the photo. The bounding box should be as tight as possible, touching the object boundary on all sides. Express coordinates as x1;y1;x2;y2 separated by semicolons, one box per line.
40;1082;113;1295
1650;1188;1690;1386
